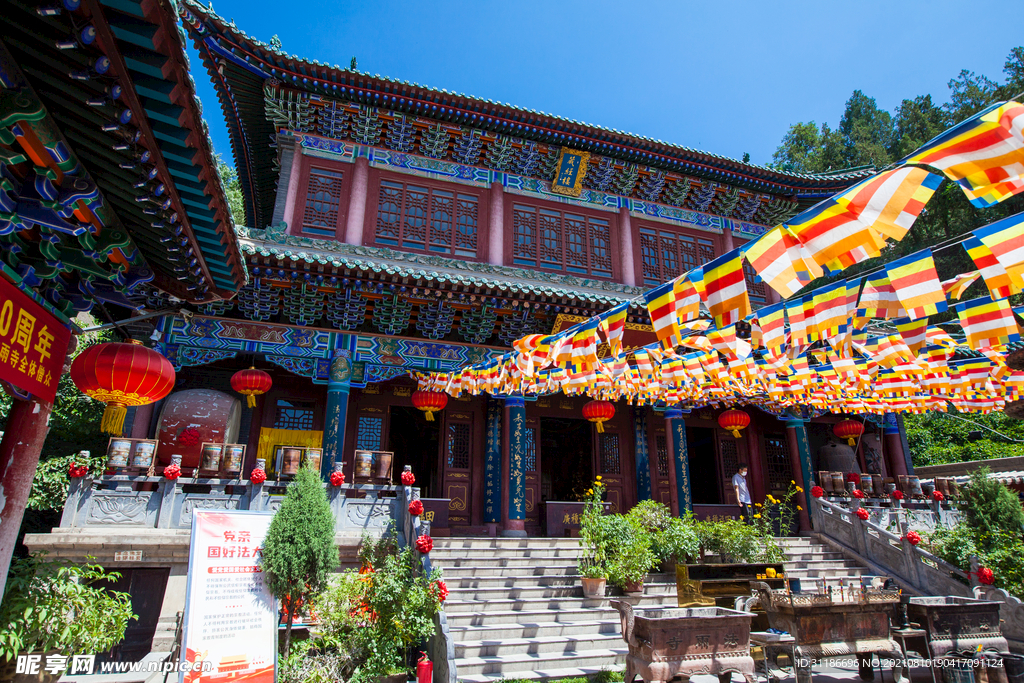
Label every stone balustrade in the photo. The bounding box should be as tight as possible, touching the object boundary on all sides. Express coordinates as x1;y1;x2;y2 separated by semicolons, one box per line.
61;474;397;537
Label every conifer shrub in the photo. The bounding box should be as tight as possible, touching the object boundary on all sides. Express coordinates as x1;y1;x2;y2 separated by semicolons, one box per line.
958;467;1024;543
261;463;337;659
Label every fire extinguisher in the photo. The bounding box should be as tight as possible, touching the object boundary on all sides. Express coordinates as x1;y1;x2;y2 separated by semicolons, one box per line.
416;652;433;683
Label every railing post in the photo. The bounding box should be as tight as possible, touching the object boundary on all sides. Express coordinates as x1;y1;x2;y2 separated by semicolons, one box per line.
61;475;87;528
851;500;869;556
156;478;177;528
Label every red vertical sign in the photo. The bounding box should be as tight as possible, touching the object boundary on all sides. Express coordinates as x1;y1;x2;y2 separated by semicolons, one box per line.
0;277;71;403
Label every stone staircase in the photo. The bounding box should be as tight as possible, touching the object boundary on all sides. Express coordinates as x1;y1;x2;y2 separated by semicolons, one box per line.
432;537;676;683
430;536;875;683
777;536;873;590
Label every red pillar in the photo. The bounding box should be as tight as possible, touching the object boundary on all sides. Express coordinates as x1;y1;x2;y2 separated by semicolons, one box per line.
0;396;53;597
745;419;766;504
785;421;813;532
130;402;154;439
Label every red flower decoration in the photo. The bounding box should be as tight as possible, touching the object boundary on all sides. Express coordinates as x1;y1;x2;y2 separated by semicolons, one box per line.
931;490;945;502
855;507;870;520
846;472;861;485
250;467;267;485
330;470;346;487
414;534;433;554
178;426;201;447
810;485;825;499
164;463;182;480
891;490;904;500
68;462;88;478
432;579;449;603
852;488;866;499
977;567;995;585
905;531;921;546
401;470;416;486
409;499;424;516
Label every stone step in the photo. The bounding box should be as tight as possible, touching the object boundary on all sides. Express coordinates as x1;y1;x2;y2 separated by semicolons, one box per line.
447;582;676;602
455;632;626;658
784;569;870;581
457;663;626;683
783;551;847;561
449;618;622;641
446;575;583;589
783;558;867;569
434;538;582;550
446;604;642;627
454;647;628;677
444;594;677;614
429;547;582;559
437;565;580;578
432;556;578;568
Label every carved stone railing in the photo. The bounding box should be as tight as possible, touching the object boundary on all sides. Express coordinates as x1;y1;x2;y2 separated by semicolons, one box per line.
816;498;961;534
974;584;1024;653
61;474;396;536
809;497;971;598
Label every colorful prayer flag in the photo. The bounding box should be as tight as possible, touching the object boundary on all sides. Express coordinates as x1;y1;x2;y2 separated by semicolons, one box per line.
954;295;1021;350
742;225;823;299
811;279;852;341
886;249;948;320
904;101;1024;208
855;274;907;321
643;278;680;346
940;271;982;301
896;318;929;356
598;303;629;357
964;235;1020;300
973;212;1024;288
755;301;787;352
699;248;750;328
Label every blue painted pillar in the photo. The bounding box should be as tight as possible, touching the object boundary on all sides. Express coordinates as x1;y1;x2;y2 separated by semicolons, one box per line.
484;399;503;530
503;396;527;537
785;417;813;531
665;408;691;516
633;408;652;502
322;350;353;480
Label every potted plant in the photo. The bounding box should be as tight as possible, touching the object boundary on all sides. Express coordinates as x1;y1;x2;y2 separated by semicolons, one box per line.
654;516;700;571
608;518;657;597
0;556;136;682
578;478;610;599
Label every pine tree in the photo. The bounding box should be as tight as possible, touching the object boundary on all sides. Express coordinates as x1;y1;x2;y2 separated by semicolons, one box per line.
261;464;337;658
959;467;1024;545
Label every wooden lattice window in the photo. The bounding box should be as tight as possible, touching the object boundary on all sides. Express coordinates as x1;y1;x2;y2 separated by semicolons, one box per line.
375;179;478;257
638;226;716;286
600;433;621;474
302;168;344;237
718;436;739;481
763;435;793;492
355;416;383;451
274;399;315;431
511;203;613;278
447;422;471;469
524;427;537;471
655;434;669;478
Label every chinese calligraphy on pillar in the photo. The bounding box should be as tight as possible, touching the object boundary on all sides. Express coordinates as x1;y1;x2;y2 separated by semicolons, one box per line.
633;408;652;502
666;409;692;513
484;399;502;524
0;277;70;403
550;147;590;197
506;396;526;520
787;417;814;500
322;349;352;478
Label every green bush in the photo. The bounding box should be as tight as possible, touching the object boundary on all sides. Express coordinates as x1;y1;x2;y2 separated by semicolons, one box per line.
606;518;658;589
626;500;672;533
958;468;1024;542
653;516;700;565
0;556;136;661
695;518;764;563
926;524;979;570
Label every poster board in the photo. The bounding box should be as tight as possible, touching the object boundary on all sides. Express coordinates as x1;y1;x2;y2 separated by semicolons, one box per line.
179;510;277;683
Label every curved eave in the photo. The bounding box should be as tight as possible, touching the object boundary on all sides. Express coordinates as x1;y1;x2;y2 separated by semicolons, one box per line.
84;0;246;299
178;0;872;203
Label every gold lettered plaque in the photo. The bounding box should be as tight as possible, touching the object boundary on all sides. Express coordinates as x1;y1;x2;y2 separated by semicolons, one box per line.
550;147;590;197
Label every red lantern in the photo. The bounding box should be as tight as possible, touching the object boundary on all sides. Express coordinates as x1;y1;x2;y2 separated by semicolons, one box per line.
718;409;751;438
231;367;273;409
582;400;615;433
70;341;175;435
411;390;448;422
834;419;864;447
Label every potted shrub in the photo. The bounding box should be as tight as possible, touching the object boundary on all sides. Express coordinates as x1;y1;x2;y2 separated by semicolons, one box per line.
655;516;700;571
0;556;136;682
608;518;657;597
578;478;610;599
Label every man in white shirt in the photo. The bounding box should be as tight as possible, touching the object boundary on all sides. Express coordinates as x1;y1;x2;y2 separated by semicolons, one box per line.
732;465;753;522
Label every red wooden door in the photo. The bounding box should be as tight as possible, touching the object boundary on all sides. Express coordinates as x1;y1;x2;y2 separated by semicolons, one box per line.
442;410;474;528
523;417;541;533
596;426;626;513
717;429;748;506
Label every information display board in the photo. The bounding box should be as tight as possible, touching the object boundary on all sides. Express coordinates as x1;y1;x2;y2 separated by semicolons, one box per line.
0;275;71;402
179;510;277;683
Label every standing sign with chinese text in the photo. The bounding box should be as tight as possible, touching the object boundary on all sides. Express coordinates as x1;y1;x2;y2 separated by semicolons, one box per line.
179;511;277;683
550;147;590;197
0;275;71;402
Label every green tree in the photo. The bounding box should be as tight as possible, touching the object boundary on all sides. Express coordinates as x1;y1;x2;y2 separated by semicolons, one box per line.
216;154;246;227
904;410;1024;466
838;90;894;169
958;467;1024;541
890;94;946;159
261;464;336;658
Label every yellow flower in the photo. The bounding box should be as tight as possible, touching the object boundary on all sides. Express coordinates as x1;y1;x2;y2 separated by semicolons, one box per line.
586;489;593;495
739;515;744;520
753;514;762;519
796;486;804;493
797;506;803;511
791;480;796;485
595;476;602;481
755;503;762;507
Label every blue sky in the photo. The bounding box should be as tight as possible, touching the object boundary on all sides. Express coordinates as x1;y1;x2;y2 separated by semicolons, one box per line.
187;0;1021;170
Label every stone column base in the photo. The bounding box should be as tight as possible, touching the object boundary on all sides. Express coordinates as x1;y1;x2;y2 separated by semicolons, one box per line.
486;523;498;537
501;520;526;537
